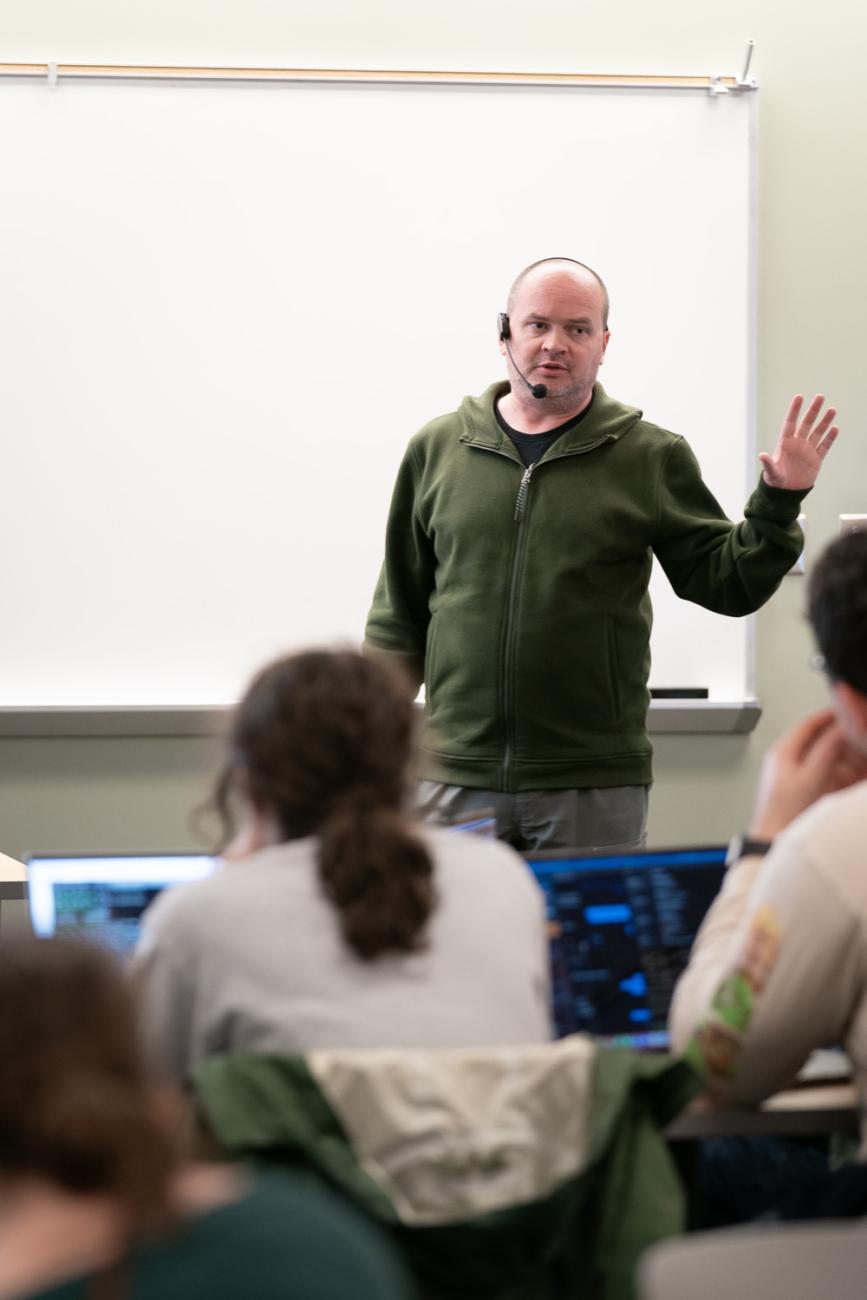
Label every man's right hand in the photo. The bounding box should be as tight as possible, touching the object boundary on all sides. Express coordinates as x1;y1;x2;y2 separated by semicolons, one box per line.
750;709;867;840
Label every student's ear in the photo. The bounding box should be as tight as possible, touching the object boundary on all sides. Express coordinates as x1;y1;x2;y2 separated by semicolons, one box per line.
831;680;867;749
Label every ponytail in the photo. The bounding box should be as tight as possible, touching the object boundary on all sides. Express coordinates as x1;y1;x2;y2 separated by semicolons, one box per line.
214;648;441;960
318;797;436;960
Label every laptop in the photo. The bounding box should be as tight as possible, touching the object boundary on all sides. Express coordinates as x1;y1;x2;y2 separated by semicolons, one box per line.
26;852;218;957
526;845;728;1049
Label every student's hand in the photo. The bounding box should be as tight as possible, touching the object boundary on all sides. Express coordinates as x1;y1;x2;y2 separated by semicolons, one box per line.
750;709;867;839
759;394;839;490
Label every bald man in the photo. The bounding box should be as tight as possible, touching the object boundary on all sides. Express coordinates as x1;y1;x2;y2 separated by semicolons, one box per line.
365;258;839;851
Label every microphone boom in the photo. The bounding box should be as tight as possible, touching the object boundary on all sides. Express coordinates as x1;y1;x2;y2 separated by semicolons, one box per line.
504;338;549;401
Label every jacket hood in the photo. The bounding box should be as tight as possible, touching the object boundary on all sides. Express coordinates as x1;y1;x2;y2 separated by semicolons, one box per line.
457;382;643;454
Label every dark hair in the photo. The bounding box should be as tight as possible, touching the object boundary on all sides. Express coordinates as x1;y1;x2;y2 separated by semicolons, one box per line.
807;531;867;695
213;648;436;961
507;256;610;329
0;938;177;1228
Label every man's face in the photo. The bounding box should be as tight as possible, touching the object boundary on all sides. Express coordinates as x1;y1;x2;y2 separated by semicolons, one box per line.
500;267;610;413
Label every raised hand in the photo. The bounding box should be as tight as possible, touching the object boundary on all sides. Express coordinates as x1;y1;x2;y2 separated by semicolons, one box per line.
759;394;839;490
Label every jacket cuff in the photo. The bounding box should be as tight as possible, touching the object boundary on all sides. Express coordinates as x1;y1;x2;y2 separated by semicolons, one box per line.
746;475;811;521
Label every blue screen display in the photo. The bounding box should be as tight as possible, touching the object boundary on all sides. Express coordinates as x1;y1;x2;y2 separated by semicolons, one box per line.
528;847;727;1046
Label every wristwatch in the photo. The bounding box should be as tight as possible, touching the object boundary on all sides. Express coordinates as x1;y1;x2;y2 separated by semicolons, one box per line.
725;833;773;867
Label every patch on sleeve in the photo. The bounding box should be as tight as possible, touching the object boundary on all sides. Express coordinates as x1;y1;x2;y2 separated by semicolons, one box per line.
685;905;782;1088
685;1020;741;1082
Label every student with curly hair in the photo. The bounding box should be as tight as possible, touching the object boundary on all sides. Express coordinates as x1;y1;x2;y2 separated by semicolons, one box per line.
0;938;413;1299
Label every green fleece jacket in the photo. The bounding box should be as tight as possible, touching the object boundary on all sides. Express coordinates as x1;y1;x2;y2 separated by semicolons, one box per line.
365;382;806;791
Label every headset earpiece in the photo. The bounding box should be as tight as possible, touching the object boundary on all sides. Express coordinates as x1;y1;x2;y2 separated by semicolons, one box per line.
499;312;548;400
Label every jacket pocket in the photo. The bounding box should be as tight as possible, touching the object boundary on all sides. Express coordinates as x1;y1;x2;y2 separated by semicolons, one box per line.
567;613;622;729
517;612;623;754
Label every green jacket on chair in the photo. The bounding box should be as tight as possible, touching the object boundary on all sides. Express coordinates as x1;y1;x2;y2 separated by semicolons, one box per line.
192;1036;699;1300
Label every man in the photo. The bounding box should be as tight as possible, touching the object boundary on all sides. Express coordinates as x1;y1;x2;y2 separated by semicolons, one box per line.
670;530;867;1131
365;257;839;850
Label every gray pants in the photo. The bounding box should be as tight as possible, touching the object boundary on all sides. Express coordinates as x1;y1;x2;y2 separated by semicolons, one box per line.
417;781;649;854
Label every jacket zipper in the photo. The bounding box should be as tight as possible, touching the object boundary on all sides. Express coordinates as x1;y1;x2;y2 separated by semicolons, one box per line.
501;463;534;787
464;434;614;791
513;463;534;521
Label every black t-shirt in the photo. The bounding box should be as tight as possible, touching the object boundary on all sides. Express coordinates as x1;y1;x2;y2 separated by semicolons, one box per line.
495;397;593;467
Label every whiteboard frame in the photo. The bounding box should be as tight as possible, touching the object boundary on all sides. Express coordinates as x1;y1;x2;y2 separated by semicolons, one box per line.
0;699;762;736
0;63;760;735
0;60;754;91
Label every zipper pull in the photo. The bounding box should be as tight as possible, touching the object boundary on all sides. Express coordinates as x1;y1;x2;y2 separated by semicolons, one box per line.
514;463;535;521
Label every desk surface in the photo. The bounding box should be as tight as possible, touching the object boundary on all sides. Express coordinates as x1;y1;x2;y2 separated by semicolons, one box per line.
668;1083;859;1139
0;853;26;903
0;853;25;882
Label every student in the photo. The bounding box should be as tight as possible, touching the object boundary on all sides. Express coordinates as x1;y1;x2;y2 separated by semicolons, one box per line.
670;531;867;1137
0;937;413;1300
133;648;552;1083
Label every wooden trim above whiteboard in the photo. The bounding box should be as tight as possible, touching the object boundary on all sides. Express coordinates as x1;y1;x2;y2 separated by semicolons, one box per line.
0;62;754;91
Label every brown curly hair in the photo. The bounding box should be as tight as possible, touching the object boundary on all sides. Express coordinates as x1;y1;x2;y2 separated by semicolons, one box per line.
213;648;436;961
0;938;177;1228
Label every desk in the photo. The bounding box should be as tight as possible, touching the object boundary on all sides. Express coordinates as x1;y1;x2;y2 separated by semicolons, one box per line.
0;853;28;935
667;1083;859;1228
668;1083;859;1140
0;852;25;882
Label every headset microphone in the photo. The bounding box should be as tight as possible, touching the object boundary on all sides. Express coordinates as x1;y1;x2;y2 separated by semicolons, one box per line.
497;313;548;400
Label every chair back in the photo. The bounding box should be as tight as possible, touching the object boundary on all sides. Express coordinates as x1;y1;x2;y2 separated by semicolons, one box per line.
639;1221;867;1300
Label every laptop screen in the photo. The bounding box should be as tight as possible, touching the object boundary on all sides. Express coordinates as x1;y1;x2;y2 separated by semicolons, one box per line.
526;845;727;1048
27;853;217;957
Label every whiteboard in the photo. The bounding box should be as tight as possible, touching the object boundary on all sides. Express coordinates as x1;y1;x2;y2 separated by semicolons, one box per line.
0;76;756;711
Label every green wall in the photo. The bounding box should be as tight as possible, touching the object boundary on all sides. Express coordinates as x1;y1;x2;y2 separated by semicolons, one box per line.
0;1;863;855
